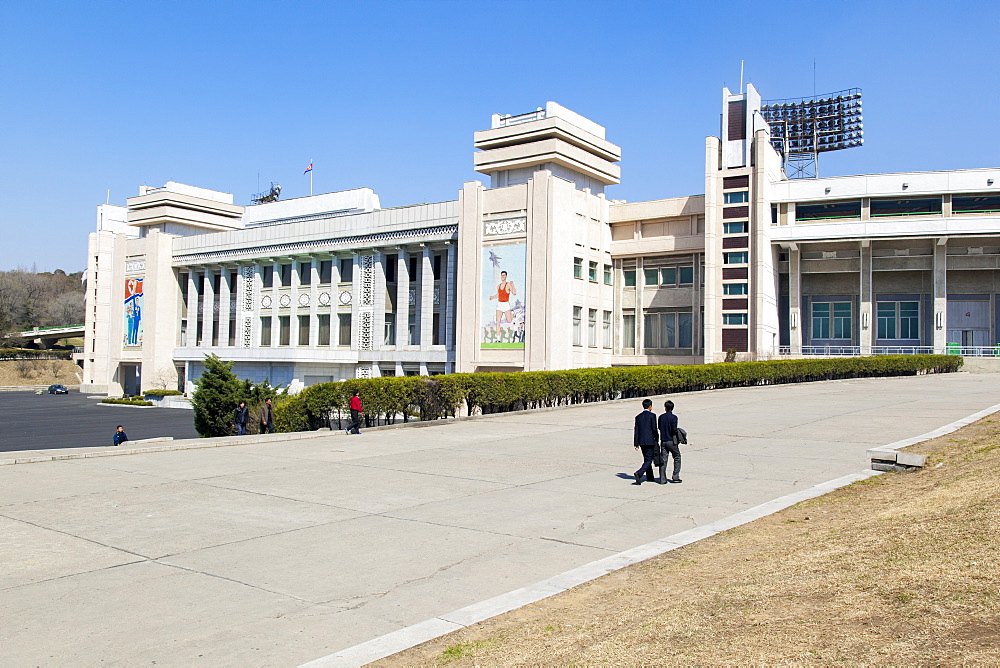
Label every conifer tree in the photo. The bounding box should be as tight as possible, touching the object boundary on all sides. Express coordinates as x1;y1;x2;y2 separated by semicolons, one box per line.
191;354;278;437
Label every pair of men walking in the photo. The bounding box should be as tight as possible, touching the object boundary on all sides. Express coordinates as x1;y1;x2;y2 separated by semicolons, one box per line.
633;398;683;485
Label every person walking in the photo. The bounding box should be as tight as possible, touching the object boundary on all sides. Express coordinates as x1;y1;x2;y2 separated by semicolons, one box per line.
346;390;363;434
632;398;659;485
260;398;275;434
113;425;129;447
658;399;682;484
233;400;249;436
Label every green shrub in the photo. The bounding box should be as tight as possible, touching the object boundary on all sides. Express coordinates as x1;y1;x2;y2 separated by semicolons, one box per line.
190;354;279;437
143;389;184;398
276;355;961;432
101;398;153;407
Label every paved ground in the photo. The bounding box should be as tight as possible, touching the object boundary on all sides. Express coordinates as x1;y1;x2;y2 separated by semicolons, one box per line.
0;392;198;452
2;372;999;667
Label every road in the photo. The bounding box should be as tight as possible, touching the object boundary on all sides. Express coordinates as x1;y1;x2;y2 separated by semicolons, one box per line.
2;372;999;666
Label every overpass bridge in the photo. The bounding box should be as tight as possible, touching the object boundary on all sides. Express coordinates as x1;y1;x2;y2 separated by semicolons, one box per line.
11;325;85;349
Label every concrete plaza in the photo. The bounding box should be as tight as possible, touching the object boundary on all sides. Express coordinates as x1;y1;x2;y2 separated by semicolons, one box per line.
2;372;999;666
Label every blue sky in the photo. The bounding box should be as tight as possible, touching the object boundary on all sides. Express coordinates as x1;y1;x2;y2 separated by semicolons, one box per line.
1;1;997;272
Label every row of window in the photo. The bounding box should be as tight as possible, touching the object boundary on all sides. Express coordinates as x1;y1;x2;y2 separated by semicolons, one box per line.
808;300;920;340
572;307;612;347
618;312;695;349
623;265;696;287
255;254;446;290
258;312;444;347
795;195;1000;222
574;258;613;284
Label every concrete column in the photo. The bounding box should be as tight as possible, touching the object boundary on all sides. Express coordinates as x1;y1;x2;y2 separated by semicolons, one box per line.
635;257;644;355
350;252;360;350
201;268;214;347
420;247;433;347
789;248;802;354
331;256;343;347
309;257;320;347
289;259;301;346
218;267;231;346
933;239;948;353
444;244;456;349
269;260;280;346
396;250;409;347
859;242;873;351
185;271;198;347
372;251;385;351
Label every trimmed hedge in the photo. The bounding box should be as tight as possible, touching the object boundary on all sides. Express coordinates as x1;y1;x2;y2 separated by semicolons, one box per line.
101;398;154;407
143;389;184;398
279;355;962;432
0;348;72;360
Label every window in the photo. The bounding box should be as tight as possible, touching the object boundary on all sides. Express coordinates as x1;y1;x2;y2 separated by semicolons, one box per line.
433;254;443;281
661;267;676;285
678;313;693;347
796;200;862;221
812;302;852;340
623;314;636;348
261;265;273;288
408;313;418;345
318;314;331;346
338;313;352;346
279;264;292;287
724;252;748;264
603;310;612;347
870;198;941;217
644;268;659;286
723;313;748;325
574;257;583;279
953;194;1000;214
573;306;582;345
603;264;612;285
724;283;749;295
432;312;441;345
299;262;311;286
260;316;272;346
679;266;694;285
643;312;693;349
409;256;419;280
384;313;396;345
384;254;397;283
877;301;920;340
319;260;332;284
724;221;748;234
339;258;354;283
298;315;310;345
624;269;636;287
724;191;749;204
588;261;598;282
588;309;597;346
278;315;290;346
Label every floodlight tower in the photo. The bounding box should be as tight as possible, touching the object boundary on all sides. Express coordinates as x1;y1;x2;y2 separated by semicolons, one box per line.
759;89;864;179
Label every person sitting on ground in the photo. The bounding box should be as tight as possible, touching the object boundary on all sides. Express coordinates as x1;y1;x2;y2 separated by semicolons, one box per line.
113;425;129;447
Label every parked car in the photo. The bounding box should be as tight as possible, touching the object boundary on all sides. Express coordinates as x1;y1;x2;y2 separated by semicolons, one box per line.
47;384;69;395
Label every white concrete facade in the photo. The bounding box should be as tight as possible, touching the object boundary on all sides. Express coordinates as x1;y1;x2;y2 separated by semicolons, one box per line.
82;89;1000;395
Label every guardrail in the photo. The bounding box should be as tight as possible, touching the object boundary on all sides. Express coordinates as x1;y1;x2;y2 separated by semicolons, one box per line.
776;345;1000;357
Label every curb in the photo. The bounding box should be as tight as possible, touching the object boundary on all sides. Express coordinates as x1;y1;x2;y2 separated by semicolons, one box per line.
299;402;1000;668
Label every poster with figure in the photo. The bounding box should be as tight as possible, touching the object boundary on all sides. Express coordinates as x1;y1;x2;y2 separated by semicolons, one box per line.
481;242;526;349
123;278;143;348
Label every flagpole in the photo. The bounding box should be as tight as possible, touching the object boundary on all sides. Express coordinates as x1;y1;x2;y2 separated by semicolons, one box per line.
310;158;313;196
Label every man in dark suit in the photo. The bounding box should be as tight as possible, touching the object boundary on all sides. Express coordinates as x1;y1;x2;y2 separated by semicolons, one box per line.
633;398;659;485
658;399;682;484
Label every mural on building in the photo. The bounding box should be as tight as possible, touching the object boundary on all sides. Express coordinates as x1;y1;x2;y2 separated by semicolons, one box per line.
123;278;143;348
481;242;526;349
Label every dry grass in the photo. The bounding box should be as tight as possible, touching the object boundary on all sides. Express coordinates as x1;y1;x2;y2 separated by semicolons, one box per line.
377;417;1000;666
0;359;80;386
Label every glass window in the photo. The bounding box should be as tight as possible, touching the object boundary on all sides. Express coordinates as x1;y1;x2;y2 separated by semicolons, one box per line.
661;313;675;348
812;302;831;339
338;313;352;346
679;266;694;284
644;268;659;286
724;191;749;204
796;200;863;221
384;255;397;283
573;306;582;345
261;265;273;289
724;252;748;264
900;301;919;339
259;316;271;346
660;267;677;285
319;260;332;284
833;302;852;339
589;261;598;282
433;312;440;345
877;302;896;339
604;264;612;285
573;257;583;279
384;313;396;345
622;314;636;348
870;198;941;217
299;262;311;286
298;315;310;345
318;314;331;346
409;256;419;280
724;221;748;234
724;283;748;295
624;269;636;287
433;254;442;281
588;309;597;346
723;313;748;325
408;313;418;345
278;316;290;345
340;258;354;283
678;312;693;348
279;264;292;287
643;314;657;348
603;310;612;347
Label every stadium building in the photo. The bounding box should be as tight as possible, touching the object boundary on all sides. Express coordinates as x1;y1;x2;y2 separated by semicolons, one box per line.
83;87;1000;396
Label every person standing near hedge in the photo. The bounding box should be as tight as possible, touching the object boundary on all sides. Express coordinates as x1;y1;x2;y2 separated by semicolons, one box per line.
346;390;363;435
234;400;249;436
658;400;682;484
633;399;659;485
260;398;275;434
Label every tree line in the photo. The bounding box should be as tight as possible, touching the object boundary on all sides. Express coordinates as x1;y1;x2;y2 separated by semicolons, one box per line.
0;267;85;344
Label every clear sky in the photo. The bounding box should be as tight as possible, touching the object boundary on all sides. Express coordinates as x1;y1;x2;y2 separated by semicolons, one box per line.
1;1;997;272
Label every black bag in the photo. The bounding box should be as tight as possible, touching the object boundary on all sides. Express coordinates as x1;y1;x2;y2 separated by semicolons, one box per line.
652;443;665;467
